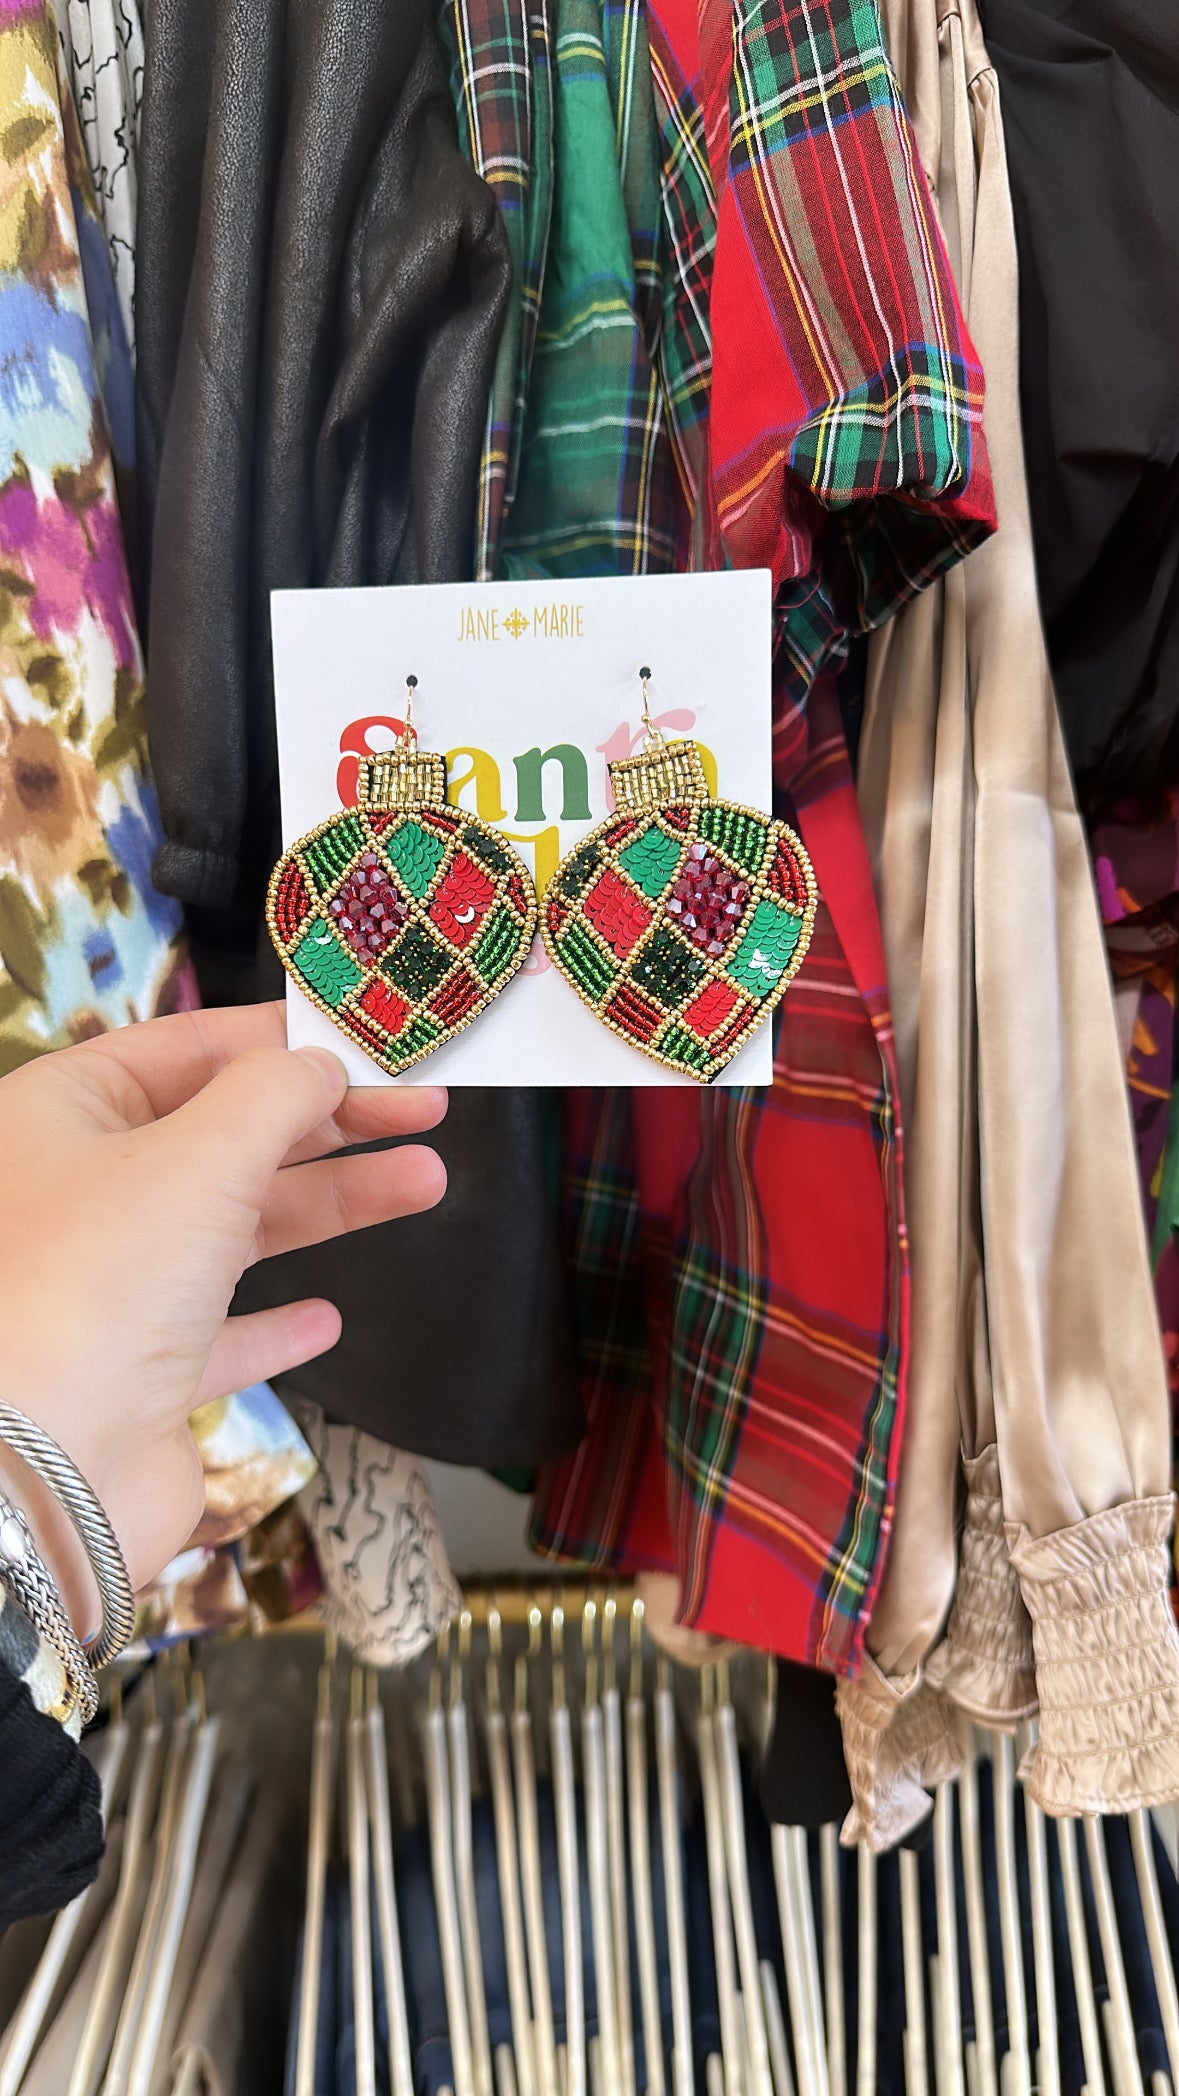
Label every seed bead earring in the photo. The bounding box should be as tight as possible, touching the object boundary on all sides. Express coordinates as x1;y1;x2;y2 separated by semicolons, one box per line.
540;667;816;1081
268;676;538;1075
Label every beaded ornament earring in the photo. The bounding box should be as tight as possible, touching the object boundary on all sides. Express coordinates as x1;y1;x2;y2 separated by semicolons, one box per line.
267;677;537;1076
540;667;817;1081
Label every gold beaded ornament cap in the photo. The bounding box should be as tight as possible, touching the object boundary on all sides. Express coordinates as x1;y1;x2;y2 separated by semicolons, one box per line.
267;678;538;1076
539;668;818;1082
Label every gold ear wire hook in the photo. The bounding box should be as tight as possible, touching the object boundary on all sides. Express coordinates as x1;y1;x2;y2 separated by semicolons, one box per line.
403;675;419;751
638;666;666;754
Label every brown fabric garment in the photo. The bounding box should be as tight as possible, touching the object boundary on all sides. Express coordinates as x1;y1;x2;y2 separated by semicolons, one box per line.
852;0;990;1698
845;0;1179;1847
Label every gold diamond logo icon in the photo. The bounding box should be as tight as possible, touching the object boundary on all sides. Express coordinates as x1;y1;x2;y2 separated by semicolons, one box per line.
503;608;530;640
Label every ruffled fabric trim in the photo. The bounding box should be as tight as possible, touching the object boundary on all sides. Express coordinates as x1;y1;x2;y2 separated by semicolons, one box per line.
1010;1495;1179;1817
837;1656;964;1851
924;1447;1036;1726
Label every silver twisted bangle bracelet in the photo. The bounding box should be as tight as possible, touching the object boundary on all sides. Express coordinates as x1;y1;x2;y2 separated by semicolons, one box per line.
0;1403;135;1673
0;1494;99;1725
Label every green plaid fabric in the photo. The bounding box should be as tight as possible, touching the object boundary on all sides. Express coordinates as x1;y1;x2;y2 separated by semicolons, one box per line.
497;0;674;578
443;0;670;578
440;0;554;576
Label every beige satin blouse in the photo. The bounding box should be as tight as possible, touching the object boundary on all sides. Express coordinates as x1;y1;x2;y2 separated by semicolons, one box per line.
839;0;1179;1845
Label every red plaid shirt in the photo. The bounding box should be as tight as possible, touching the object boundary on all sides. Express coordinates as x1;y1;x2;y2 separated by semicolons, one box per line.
529;0;993;1672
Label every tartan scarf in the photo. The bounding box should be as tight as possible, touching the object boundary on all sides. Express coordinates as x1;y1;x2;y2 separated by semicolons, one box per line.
440;0;554;575
443;0;675;579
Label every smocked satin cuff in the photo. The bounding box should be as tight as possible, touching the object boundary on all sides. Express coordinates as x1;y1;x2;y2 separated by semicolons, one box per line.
837;1657;964;1851
1011;1495;1179;1818
924;1448;1036;1725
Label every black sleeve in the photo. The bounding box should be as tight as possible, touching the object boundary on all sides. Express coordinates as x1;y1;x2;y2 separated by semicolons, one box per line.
0;1650;104;1933
759;1659;933;1851
759;1658;854;1830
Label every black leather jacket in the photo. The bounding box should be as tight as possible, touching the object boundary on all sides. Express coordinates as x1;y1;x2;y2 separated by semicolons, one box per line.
136;0;581;1464
137;0;509;912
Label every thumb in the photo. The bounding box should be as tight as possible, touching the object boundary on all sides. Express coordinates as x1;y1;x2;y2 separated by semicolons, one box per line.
160;1045;349;1204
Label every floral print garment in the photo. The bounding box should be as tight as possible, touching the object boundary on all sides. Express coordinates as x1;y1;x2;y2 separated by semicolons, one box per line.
190;1381;318;1551
128;1384;319;1651
0;0;190;1072
0;9;318;1603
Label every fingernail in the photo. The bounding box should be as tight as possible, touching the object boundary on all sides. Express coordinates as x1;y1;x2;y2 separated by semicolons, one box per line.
415;1086;448;1120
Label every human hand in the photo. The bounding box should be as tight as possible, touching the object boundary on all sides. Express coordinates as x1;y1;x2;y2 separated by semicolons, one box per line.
0;1002;447;1636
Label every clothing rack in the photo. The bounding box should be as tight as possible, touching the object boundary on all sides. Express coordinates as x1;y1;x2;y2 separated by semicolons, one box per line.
2;1597;1179;2096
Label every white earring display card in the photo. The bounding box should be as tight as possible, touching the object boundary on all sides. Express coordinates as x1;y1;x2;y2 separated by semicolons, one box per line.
271;569;775;1086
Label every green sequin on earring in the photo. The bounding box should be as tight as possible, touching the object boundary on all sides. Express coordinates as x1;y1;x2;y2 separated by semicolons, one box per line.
290;924;363;1008
386;822;445;898
619;825;681;899
728;900;802;999
538;713;818;1080
267;702;539;1078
